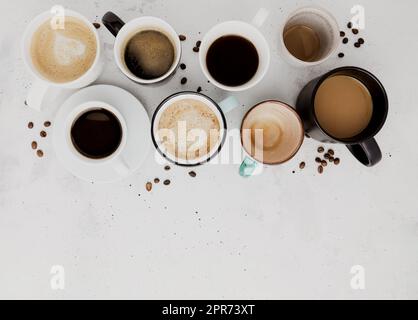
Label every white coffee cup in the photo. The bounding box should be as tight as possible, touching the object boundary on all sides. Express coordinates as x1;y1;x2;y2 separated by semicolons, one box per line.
66;101;130;176
199;8;271;92
22;9;104;111
279;6;340;67
102;12;182;85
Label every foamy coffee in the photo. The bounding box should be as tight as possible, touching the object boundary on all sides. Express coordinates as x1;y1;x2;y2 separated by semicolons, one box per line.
30;17;97;83
158;99;221;161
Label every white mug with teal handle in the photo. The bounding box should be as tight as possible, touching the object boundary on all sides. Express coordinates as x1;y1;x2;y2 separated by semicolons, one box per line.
239;100;305;177
152;91;239;166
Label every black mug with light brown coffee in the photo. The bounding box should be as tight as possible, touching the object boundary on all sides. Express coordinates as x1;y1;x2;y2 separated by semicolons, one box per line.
296;67;388;167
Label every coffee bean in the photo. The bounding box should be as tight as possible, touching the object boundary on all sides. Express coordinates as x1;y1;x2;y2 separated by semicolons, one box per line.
318;166;324;174
154;178;160;184
329;157;335;163
197;86;202;93
146;182;153;192
338;52;345;58
347;22;353;29
193;46;200;53
40;131;47;138
93;22;101;29
328;149;335;156
181;77;187;85
31;141;37;150
340;31;345;37
196;40;202;48
28;122;34;129
334;158;340;165
36;150;44;158
315;157;322;163
317;146;325;153
44;121;51;127
342;37;349;44
354;42;361;48
352;28;359;35
321;160;328;167
189;171;197;178
163;180;171;186
180;63;186;70
358;38;365;44
324;153;330;159
24;100;28;106
179;35;186;41
299;162;306;170
164;165;171;171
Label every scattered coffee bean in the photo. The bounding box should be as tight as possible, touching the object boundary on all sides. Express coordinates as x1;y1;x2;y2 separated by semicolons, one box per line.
338;52;345;58
315;157;322;163
347;22;353;29
299;162;306;170
180;63;186;70
40;131;47;138
328;149;334;156
44;121;51;127
93;22;101;29
340;31;345;37
358;38;365;44
31;141;37;150
163;180;171;186
197;86;202;93
317;146;325;153
318;166;324;174
196;40;202;48
28;122;34;129
321;160;328;167
189;171;197;178
193;46;200;53
164;165;171;171
181;77;188;85
154;178;160;184
352;28;359;35
329;157;335;163
324;153;330;159
342;37;349;44
334;158;340;165
354;42;361;48
179;34;186;41
36;150;44;158
146;182;153;192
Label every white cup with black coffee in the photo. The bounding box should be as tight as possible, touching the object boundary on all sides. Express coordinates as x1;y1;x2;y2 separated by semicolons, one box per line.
22;9;104;111
102;12;181;85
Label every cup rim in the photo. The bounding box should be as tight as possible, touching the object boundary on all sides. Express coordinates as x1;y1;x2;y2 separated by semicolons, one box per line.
22;9;102;87
113;16;182;85
66;101;128;164
199;20;271;92
310;66;389;144
279;5;340;66
151;91;228;167
240;100;305;165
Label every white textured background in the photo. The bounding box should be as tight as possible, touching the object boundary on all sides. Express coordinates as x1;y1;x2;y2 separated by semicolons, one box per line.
0;0;417;299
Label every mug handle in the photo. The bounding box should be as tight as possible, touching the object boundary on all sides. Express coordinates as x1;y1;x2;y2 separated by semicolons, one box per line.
346;138;382;167
252;8;270;28
240;156;259;177
102;12;126;37
219;96;239;113
27;80;49;111
113;157;131;176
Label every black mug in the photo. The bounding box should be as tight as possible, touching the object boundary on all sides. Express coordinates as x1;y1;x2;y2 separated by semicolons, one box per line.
296;67;388;167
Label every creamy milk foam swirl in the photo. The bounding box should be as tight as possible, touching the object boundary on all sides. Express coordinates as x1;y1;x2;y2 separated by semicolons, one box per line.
30;17;97;83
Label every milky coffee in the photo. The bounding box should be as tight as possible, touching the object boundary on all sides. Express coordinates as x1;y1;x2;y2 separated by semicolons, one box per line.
30;17;97;83
158;99;221;161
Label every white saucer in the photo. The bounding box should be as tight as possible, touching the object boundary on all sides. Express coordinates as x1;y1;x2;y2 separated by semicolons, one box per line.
53;85;151;183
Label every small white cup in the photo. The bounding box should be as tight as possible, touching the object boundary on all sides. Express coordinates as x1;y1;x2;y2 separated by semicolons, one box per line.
279;6;340;67
22;10;104;111
102;12;182;85
66;101;130;176
199;8;271;92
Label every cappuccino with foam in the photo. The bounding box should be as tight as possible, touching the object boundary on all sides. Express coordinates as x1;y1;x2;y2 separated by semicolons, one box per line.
30;16;97;83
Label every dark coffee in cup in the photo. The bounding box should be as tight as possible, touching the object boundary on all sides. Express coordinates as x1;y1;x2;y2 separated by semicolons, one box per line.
124;30;175;80
71;109;123;159
206;35;259;87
